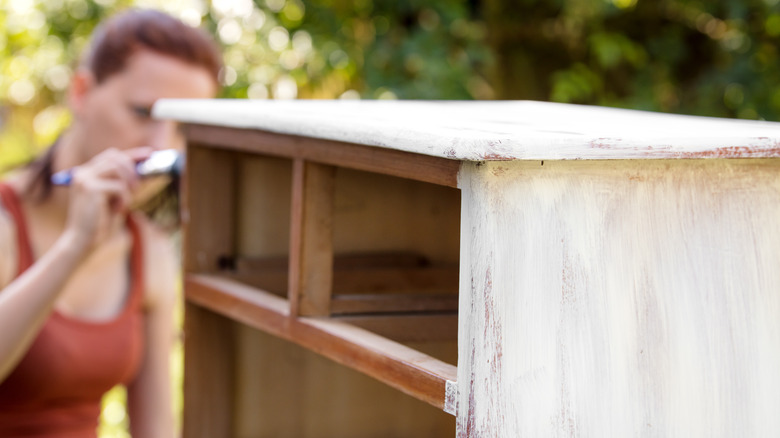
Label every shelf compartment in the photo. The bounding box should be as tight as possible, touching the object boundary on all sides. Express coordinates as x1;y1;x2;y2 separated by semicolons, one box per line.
186;273;458;412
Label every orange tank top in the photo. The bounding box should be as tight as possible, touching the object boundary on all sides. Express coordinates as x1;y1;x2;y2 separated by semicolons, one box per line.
0;183;145;437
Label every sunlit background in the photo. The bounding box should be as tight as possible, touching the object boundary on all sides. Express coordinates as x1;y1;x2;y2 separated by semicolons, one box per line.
2;0;780;436
0;0;491;172
3;0;780;168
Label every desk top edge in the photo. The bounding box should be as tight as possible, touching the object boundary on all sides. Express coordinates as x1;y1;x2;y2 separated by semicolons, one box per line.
154;99;780;161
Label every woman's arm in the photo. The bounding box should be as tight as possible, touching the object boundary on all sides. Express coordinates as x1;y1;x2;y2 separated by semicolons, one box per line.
127;217;177;437
0;223;91;380
0;147;148;382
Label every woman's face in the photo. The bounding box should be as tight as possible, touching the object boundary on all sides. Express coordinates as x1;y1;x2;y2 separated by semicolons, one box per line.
71;49;217;164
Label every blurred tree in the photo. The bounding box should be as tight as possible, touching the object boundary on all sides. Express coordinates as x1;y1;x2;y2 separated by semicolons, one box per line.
206;0;491;100
482;0;780;119
0;0;490;173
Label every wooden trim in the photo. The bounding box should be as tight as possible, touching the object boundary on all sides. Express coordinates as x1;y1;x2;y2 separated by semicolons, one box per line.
331;252;431;268
331;293;459;315
332;266;459;294
183;124;461;188
289;160;336;316
223;272;288;296
185;274;458;411
234;252;433;271
235;254;459;296
334;313;458;342
232;256;288;294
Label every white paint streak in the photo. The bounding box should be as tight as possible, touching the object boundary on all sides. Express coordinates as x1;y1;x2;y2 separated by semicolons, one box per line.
445;379;458;416
154;100;780;161
457;159;780;437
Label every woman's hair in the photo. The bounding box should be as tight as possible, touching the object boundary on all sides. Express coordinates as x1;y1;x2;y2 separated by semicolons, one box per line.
25;9;222;225
84;9;222;85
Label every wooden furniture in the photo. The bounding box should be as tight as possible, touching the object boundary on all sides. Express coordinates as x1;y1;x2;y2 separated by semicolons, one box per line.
154;100;780;437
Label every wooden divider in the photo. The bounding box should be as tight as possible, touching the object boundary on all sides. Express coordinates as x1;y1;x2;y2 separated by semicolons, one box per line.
289;159;337;316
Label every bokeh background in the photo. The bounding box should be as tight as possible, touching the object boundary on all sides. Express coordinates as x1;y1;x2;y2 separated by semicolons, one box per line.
1;0;779;436
4;0;780;170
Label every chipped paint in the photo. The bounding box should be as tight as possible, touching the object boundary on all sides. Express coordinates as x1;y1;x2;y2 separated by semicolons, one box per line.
672;145;780;159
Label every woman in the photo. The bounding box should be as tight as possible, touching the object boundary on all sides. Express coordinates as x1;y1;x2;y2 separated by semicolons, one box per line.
0;9;221;437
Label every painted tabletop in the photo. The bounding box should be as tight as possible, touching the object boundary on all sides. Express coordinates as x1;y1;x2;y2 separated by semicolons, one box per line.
153;99;780;161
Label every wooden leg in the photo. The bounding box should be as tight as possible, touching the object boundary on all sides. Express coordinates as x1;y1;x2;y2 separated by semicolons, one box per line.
183;302;236;438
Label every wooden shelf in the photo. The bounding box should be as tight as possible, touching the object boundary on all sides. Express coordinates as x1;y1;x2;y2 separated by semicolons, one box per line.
185;274;458;412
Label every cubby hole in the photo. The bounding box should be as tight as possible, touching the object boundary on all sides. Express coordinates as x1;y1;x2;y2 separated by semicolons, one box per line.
207;151;461;366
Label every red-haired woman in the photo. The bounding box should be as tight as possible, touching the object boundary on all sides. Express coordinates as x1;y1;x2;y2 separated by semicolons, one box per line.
0;9;221;437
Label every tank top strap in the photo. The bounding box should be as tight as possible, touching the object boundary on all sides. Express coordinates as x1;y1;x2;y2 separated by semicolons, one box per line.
0;182;34;276
124;214;145;311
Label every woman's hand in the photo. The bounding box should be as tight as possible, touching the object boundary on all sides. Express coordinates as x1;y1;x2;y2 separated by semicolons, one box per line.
63;147;152;251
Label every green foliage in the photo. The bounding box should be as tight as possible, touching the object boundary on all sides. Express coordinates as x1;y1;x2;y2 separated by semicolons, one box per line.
0;0;123;171
502;0;780;119
208;0;489;100
0;0;489;176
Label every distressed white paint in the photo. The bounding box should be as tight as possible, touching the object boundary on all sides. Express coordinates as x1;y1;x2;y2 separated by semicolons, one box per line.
457;159;780;437
154;99;780;161
445;379;458;416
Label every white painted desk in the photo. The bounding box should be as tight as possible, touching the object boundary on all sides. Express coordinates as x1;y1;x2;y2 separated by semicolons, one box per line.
156;100;780;437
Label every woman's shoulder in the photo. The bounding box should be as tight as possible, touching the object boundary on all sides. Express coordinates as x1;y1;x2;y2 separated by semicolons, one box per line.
129;212;178;311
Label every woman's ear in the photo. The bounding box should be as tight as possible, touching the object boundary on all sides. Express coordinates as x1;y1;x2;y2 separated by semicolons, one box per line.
67;68;96;117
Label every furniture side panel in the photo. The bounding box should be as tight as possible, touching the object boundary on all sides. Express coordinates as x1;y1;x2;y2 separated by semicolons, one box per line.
457;159;780;437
